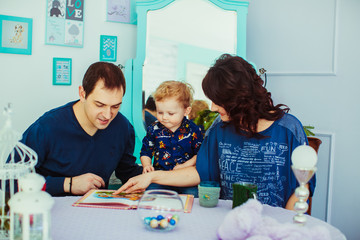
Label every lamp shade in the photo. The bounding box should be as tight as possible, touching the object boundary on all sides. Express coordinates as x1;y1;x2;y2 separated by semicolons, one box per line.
291;144;318;169
9;174;53;213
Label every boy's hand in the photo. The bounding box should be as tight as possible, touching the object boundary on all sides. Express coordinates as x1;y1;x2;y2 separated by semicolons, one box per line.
173;164;185;170
142;165;155;174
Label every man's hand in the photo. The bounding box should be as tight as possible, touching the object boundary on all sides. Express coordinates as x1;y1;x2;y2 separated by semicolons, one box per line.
113;172;153;194
67;173;105;195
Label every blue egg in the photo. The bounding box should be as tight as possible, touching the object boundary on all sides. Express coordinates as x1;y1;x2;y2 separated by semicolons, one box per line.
169;219;176;225
157;215;164;220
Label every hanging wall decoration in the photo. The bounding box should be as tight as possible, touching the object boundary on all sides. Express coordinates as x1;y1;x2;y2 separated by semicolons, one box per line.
0;15;33;55
100;35;117;62
45;0;84;48
53;57;72;85
106;0;137;24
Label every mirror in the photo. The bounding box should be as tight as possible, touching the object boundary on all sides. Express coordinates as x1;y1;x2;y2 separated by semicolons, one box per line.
126;0;249;159
143;0;237;104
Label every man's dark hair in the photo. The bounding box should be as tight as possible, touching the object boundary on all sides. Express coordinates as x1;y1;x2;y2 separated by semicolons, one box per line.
82;62;125;98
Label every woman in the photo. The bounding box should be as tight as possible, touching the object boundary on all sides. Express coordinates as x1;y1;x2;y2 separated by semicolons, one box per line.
115;54;315;209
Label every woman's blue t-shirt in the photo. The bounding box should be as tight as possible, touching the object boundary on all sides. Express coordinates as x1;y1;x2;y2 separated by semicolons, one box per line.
196;113;316;208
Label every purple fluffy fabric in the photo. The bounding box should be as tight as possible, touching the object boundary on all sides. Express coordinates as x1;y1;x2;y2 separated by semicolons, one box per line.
217;199;331;240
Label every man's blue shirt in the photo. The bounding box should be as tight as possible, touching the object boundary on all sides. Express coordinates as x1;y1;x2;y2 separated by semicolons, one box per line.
20;101;142;196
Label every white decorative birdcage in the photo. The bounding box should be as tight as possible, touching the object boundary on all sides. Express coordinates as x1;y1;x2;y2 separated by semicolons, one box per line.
0;104;38;239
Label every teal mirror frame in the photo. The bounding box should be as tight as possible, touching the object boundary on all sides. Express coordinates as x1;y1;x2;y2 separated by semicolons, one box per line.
123;0;249;162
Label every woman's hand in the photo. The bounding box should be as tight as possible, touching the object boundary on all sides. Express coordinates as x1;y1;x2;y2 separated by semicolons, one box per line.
113;167;201;195
113;172;154;194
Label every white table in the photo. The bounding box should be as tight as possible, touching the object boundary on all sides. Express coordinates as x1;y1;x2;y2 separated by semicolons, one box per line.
51;197;346;240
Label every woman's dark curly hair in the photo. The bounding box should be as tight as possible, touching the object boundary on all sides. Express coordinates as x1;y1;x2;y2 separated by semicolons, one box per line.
202;54;289;138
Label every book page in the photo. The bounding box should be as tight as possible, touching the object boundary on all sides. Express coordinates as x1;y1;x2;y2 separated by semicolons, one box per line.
73;189;194;212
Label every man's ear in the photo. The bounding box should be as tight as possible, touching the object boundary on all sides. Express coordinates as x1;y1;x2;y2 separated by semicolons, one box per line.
184;107;192;117
79;86;86;102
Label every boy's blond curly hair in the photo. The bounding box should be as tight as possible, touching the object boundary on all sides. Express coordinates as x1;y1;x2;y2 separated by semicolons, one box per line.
154;80;194;108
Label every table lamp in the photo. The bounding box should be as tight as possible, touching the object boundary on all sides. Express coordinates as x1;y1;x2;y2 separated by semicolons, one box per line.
0;104;38;238
8;173;54;240
291;144;317;225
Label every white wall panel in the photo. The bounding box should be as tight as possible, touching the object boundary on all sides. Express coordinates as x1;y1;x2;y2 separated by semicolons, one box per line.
247;0;337;75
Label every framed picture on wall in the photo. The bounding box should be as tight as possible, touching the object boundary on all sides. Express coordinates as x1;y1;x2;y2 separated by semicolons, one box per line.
53;58;72;85
106;0;136;24
45;0;84;48
100;35;117;62
0;15;33;55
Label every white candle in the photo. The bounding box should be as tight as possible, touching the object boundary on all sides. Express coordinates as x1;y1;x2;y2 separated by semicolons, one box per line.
291;144;318;169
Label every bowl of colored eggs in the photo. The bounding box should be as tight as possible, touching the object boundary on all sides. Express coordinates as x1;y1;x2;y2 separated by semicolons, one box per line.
137;190;183;231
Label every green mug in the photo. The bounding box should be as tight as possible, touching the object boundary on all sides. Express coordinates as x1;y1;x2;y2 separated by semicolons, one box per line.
198;181;221;208
232;182;257;208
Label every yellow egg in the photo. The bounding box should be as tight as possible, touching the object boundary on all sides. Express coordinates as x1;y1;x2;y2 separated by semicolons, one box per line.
150;219;158;228
160;219;168;228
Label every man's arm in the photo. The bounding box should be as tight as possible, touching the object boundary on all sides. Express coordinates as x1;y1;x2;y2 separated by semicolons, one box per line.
63;173;105;195
114;166;200;194
20;123;66;196
25;119;108;196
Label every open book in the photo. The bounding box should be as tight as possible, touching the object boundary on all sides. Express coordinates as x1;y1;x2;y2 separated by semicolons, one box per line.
72;189;194;213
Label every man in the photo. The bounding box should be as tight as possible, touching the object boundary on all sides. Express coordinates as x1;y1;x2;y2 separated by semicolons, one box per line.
20;62;142;196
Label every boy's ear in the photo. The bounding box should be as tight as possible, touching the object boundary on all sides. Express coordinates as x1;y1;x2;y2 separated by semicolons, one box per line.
184;107;192;116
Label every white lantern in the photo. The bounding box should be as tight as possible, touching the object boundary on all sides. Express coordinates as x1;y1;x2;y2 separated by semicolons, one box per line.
8;173;54;240
0;104;38;238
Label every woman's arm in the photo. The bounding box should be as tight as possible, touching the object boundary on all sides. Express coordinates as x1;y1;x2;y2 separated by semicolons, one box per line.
113;166;200;194
173;155;197;170
285;183;309;210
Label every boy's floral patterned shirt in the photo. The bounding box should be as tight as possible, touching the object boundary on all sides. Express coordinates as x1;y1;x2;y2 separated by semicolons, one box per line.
140;117;204;170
